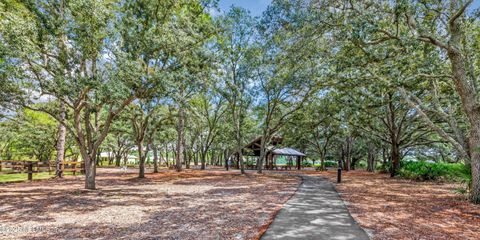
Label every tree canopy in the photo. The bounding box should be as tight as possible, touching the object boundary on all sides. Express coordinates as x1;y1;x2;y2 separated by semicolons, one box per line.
1;0;480;203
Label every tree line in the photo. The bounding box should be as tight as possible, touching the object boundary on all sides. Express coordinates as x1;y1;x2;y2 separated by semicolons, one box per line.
1;0;480;203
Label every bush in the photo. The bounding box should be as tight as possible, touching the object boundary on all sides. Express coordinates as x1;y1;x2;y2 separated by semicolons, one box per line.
314;161;337;171
324;161;338;168
398;161;470;182
355;160;367;169
245;159;256;166
302;161;312;167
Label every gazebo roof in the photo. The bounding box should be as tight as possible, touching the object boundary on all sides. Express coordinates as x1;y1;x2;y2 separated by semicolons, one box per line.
243;136;283;151
271;148;306;157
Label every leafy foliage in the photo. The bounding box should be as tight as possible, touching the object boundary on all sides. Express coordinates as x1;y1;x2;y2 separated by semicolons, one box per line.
399;161;471;182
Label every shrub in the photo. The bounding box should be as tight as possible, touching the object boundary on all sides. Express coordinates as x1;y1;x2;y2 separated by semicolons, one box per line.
314;161;337;171
324;161;338;168
355;160;367;169
376;162;390;173
245;159;256;166
302;161;312;167
398;161;470;182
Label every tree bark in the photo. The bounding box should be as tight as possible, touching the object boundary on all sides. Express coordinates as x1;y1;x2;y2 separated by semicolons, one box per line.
469;129;480;203
55;101;66;178
115;154;122;167
194;149;198;166
448;30;480;202
367;143;375;172
344;137;352;171
153;144;159;173
257;135;267;173
82;152;96;190
138;142;146;178
176;106;185;172
201;151;206;170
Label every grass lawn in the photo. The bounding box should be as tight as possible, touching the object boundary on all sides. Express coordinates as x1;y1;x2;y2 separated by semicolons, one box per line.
0;171;79;183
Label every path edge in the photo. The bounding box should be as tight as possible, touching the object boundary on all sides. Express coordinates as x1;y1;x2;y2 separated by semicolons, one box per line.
255;174;305;240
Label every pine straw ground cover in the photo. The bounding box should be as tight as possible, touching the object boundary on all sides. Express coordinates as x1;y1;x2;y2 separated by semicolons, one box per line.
0;169;300;240
308;170;480;240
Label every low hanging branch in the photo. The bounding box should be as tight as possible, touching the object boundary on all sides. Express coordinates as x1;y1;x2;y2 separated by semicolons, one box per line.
398;87;469;160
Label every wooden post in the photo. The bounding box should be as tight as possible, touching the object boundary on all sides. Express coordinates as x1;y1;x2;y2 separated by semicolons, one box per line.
297;156;301;170
27;162;33;181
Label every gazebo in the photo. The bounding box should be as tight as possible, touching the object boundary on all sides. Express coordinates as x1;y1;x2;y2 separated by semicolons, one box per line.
240;136;307;170
270;147;307;170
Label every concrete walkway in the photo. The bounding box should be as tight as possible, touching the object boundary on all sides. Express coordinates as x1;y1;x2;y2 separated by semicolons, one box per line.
262;175;370;240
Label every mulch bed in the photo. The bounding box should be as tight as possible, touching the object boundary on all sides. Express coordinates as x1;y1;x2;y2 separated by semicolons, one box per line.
308;170;480;240
0;169;300;240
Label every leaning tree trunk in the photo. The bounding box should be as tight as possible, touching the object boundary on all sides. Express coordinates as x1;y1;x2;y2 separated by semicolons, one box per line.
442;7;480;203
55;101;66;178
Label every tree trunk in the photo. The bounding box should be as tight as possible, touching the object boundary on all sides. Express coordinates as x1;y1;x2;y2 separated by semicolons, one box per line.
320;154;325;171
344;137;352;171
367;143;375;172
165;145;169;167
153;145;159;173
115;154;122;167
55;101;66;178
338;145;345;170
82;152;96;190
390;142;400;177
176;106;185;172
194;150;198;166
201;151;206;170
257;135;267;173
351;157;359;170
138;142;146;178
446;21;480;202
468;129;480;203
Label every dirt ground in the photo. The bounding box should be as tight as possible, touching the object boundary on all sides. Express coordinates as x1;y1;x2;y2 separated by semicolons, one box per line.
0;168;300;240
310;170;480;240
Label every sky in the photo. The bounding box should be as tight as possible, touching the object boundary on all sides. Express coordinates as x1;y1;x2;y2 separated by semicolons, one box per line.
218;0;271;16
217;0;480;17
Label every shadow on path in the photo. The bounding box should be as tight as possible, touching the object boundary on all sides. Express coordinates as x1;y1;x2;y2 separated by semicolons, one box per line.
262;175;370;240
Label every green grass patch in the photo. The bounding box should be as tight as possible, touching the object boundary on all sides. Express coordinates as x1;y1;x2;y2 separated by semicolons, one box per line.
0;171;79;183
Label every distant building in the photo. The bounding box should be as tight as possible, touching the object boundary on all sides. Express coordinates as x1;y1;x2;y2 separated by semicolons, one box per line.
234;136;306;170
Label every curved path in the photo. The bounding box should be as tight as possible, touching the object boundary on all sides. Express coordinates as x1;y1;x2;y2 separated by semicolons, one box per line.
261;175;370;240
